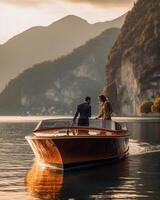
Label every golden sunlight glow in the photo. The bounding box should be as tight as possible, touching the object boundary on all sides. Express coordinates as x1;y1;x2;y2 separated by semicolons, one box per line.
0;0;133;44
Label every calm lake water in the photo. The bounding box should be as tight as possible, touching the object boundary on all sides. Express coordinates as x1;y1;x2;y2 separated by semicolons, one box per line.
0;119;160;200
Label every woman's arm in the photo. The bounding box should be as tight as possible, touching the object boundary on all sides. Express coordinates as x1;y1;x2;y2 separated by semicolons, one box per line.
95;105;103;119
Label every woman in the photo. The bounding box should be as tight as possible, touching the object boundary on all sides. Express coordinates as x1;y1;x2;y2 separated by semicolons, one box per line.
95;95;113;128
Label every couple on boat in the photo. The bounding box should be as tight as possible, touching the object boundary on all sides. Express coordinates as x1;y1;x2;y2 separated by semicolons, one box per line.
73;95;113;128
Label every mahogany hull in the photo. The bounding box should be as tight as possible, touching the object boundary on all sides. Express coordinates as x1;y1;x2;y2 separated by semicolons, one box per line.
26;135;129;170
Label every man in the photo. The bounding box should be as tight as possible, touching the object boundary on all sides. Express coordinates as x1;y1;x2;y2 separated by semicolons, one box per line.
73;96;91;126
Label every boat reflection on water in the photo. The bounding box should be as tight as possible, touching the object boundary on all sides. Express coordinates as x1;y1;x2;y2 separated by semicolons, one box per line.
25;162;63;200
25;159;129;200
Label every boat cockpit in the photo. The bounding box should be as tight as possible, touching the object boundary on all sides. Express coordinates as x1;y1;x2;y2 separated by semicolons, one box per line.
33;118;127;137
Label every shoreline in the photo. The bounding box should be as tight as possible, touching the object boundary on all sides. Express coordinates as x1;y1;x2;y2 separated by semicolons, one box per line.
0;116;159;123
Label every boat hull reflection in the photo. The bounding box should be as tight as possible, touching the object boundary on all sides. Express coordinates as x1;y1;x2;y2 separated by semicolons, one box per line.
25;163;63;199
25;160;129;200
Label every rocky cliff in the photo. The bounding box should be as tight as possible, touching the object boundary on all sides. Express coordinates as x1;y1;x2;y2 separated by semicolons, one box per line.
104;0;160;115
0;28;120;115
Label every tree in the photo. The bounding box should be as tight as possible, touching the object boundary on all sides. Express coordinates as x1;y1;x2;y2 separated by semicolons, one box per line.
140;100;153;113
151;97;160;113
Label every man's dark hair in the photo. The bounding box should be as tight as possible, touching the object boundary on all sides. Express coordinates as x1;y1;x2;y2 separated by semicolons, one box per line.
85;96;91;102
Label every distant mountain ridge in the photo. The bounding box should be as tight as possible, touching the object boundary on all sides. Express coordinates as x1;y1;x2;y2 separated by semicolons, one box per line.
0;28;120;115
104;0;160;115
0;14;126;92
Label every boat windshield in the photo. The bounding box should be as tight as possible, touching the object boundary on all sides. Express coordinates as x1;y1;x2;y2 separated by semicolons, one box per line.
34;118;122;132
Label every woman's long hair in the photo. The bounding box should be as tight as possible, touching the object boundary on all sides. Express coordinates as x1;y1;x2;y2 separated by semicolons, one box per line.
98;95;106;103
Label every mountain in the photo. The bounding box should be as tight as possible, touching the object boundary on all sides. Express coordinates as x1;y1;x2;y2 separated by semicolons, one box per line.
0;28;120;115
0;14;126;92
95;13;126;30
104;0;160;115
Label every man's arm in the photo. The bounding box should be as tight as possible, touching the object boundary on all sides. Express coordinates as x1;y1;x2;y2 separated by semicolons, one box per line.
88;105;91;118
73;106;79;123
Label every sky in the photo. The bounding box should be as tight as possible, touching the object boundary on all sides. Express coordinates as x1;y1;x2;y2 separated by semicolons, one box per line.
0;0;134;44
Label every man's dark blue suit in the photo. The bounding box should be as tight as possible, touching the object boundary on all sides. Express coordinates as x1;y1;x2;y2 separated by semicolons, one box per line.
74;102;91;126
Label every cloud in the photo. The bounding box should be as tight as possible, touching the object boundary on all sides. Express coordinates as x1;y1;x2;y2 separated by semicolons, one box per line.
0;0;53;6
0;0;135;7
63;0;135;7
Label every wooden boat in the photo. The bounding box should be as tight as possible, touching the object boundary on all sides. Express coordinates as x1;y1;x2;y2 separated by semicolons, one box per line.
25;119;129;170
